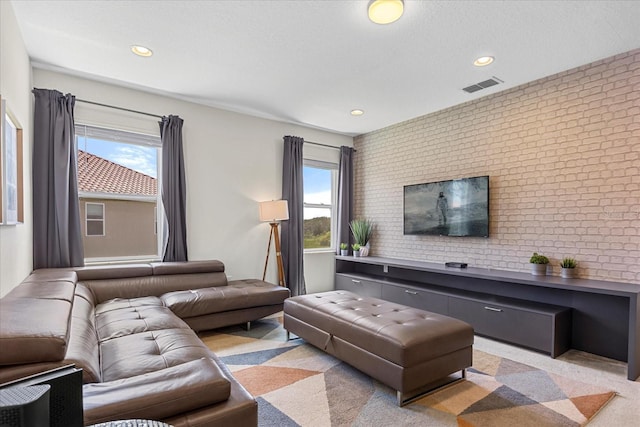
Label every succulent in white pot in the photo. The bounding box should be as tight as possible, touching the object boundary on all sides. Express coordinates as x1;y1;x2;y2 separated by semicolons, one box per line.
529;253;549;276
560;257;577;279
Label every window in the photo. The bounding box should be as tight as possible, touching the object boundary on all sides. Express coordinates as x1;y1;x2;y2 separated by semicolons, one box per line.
75;125;162;261
303;160;337;250
85;202;105;236
0;96;24;225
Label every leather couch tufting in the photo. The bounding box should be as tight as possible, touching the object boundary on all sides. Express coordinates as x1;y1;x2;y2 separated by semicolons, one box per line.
0;260;290;426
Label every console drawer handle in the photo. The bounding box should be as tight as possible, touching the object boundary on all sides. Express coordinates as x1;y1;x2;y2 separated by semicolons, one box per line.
404;290;418;295
351;280;361;284
484;306;503;312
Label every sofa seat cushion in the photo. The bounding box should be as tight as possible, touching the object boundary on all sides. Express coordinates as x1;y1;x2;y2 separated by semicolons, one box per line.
284;291;474;368
95;297;189;342
83;358;231;424
161;279;289;319
0;298;71;365
99;328;214;382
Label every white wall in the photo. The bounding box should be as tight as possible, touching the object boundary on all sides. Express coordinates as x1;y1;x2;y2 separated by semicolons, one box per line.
33;69;352;292
0;1;33;296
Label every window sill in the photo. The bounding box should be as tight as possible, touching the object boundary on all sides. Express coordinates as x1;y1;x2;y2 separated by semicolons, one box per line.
84;256;161;266
304;249;336;255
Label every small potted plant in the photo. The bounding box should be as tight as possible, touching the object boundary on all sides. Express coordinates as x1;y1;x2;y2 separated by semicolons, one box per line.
339;243;349;256
560;257;577;279
350;219;373;256
352;243;361;257
529;252;549;276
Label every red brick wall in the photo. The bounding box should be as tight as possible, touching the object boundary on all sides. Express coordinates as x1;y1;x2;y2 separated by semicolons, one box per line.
354;49;639;283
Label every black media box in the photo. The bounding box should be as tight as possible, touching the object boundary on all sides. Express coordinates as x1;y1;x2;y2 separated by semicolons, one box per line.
445;262;468;268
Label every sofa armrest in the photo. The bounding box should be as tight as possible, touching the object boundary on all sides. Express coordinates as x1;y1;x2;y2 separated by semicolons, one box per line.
83;358;231;424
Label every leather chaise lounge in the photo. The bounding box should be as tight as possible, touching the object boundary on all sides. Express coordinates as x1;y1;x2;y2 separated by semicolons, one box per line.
0;260;290;426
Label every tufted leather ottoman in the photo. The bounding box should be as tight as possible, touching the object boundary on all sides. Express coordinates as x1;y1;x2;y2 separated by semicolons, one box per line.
283;290;474;405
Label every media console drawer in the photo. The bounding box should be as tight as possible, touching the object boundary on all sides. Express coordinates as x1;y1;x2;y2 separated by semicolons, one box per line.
335;274;382;298
381;283;448;315
448;296;571;358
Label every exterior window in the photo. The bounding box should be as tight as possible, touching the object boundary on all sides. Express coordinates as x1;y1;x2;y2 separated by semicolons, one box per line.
76;125;161;261
85;202;105;236
303;161;337;250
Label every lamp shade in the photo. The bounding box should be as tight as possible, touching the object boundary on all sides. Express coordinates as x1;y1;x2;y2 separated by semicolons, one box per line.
259;200;289;222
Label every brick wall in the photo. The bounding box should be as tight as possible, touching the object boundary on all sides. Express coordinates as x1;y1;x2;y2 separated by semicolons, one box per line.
354;49;639;284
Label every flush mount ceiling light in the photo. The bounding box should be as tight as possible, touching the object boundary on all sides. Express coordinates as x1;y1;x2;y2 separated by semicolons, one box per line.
368;0;404;25
131;45;153;57
474;56;494;67
350;109;365;116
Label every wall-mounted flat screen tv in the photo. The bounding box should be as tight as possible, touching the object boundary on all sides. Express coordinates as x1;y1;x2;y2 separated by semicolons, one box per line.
404;175;489;237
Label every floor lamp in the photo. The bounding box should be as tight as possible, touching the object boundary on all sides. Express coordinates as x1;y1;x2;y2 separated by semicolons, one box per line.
259;200;289;287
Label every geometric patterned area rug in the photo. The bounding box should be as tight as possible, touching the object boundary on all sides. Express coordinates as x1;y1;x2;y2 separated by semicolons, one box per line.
199;317;616;427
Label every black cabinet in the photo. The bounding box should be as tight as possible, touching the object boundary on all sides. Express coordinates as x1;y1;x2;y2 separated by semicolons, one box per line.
334;255;640;381
448;295;571;358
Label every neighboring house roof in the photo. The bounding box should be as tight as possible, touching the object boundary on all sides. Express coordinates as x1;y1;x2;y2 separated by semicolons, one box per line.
77;150;157;196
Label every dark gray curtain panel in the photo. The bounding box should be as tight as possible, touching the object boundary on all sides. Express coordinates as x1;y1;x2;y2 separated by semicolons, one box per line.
32;88;84;269
159;115;188;262
281;135;306;296
336;146;354;254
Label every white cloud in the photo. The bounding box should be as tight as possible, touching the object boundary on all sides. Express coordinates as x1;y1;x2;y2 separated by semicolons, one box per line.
111;146;157;178
305;190;331;205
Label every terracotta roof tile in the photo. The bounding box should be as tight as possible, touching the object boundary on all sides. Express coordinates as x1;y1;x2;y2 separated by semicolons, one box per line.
77;150;157;196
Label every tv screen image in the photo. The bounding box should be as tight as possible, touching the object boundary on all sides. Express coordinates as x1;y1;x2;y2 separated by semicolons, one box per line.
404;175;489;237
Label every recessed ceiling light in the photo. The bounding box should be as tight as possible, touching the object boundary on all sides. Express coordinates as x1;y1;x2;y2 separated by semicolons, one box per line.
350;109;365;116
131;45;153;57
368;0;404;25
474;56;494;67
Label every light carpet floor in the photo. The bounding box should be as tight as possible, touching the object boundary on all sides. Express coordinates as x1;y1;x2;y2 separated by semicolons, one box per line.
199;316;624;426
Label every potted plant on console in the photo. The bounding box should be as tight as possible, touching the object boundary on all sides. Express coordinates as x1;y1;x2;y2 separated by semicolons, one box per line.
352;243;361;257
340;243;349;256
350;218;373;257
529;252;549;276
560;257;577;279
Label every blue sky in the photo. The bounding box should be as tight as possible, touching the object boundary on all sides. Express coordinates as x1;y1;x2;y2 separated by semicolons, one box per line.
78;137;158;178
303;166;331;219
303;167;331;204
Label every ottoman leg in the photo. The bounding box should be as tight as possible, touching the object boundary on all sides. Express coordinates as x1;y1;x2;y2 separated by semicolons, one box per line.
396;369;467;406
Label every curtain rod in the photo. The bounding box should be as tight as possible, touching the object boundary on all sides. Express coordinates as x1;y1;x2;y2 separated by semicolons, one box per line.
76;98;164;119
305;140;356;152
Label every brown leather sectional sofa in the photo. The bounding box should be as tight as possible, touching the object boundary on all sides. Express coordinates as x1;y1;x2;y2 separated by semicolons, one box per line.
0;260;290;426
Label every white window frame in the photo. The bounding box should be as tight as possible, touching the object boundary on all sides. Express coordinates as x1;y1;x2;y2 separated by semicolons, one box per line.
75;124;163;262
85;202;105;236
303;159;338;253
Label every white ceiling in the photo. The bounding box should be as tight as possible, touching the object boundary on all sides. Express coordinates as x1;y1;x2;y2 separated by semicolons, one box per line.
10;0;640;136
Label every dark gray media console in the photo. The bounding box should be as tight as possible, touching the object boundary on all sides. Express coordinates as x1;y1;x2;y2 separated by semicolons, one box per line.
335;256;640;381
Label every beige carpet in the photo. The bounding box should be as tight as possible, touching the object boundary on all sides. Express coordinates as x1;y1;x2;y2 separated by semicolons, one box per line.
200;317;616;427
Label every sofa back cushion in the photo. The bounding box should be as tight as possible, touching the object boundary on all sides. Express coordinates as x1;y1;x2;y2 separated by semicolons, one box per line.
63;284;101;383
75;264;153;281
77;261;228;304
0;298;72;365
4;280;76;301
151;260;225;275
0;272;77;367
84;272;228;304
